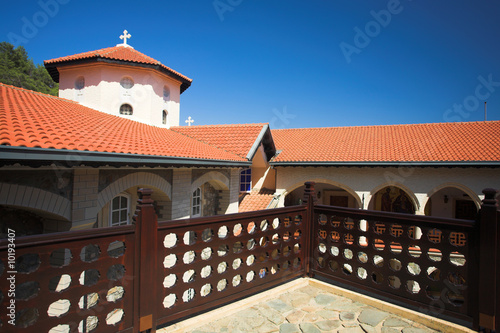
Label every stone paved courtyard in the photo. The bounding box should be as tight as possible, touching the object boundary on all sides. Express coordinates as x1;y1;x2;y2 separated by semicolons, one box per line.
188;285;440;333
162;279;474;333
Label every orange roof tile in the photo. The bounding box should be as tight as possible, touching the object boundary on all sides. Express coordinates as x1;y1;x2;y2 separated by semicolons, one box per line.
239;188;275;212
44;45;192;92
0;83;245;163
171;123;268;159
271;122;500;163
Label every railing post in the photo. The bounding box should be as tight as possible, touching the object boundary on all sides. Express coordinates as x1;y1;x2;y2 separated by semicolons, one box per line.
478;188;499;331
303;182;317;278
133;188;158;333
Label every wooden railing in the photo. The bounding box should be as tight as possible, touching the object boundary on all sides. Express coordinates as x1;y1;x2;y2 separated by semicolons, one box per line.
0;183;498;332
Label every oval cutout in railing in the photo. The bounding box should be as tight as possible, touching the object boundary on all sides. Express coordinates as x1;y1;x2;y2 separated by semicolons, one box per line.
49;274;71;292
271;264;280;275
201;265;212;278
79;315;98;333
343;263;353;275
106;286;124;302
357;252;368;264
163;233;177;248
258;268;268;279
260;219;268;231
78;292;99;310
163;274;177;288
164;254;177;268
272;233;280;245
373;255;384;268
201;284;212;297
246;255;255;266
247;238;256;251
107;264;125;281
427;266;440;281
16;253;41;274
50;248;72;267
408;245;421;258
16;281;39;301
16;308;39;328
202;228;214;242
357;267;368;280
163;294;176;308
183;288;196;302
271;249;280;260
450;251;466;267
449;232;467;247
183;251;196;265
80;244;100;263
272;217;280;229
388;276;401;289
217;279;228;292
246;271;255;282
233;223;243;237
406;280;421;294
217;262;228;274
106;308;124;326
218;226;228;239
389;258;402;272
183;231;197;246
407;262;421;276
246;221;256;234
372;271;383;283
448;272;466;286
232;258;242;270
201;247;212;260
47;299;70;317
79;269;100;286
183;269;196;283
107;241;126;258
218;244;229;257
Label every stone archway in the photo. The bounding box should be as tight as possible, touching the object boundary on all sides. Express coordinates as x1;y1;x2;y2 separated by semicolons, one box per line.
284;180;361;208
369;184;417;214
191;171;230;217
425;183;480;219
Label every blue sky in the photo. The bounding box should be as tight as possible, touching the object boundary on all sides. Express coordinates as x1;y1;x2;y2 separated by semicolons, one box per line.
2;1;500;128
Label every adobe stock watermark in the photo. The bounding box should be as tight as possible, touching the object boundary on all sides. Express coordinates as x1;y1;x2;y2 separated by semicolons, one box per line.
7;0;70;46
339;0;409;64
6;228;16;326
213;0;243;22
270;106;296;129
443;74;499;122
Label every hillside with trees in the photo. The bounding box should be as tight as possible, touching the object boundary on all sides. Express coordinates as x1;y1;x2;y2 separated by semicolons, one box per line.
0;42;58;96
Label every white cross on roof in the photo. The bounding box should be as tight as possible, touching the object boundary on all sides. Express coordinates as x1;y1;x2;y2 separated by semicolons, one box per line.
185;116;194;126
118;30;132;48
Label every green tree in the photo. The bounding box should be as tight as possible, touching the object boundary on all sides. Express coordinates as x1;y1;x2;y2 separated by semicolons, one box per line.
0;42;58;96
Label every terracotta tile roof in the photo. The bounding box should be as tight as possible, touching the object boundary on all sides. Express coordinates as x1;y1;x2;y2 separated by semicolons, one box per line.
0;83;245;162
239;188;275;212
171;124;267;159
271;122;500;163
44;45;192;92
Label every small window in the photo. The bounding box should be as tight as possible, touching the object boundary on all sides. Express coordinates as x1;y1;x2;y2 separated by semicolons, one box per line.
120;77;134;89
192;188;201;217
162;110;168;125
110;194;130;226
240;169;251;192
120;104;133;115
75;76;85;90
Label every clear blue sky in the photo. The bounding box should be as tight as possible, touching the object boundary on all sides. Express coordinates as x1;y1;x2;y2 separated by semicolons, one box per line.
2;1;500;128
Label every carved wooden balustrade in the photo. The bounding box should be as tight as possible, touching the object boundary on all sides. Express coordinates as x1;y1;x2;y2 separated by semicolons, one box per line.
0;183;498;332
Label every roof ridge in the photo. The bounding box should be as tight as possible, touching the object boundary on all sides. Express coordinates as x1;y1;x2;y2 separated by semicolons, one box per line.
271;120;500;131
171;123;268;129
0;82;80;104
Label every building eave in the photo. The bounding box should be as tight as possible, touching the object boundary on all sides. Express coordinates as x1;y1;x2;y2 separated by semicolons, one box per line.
270;161;500;167
0;146;251;168
44;57;192;94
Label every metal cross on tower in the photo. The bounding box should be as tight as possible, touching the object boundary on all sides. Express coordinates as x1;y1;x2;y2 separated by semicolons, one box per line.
185;116;194;126
120;30;131;46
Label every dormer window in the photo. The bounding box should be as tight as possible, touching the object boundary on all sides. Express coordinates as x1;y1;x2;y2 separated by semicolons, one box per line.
120;77;134;89
120;104;133;115
163;86;170;101
75;76;85;90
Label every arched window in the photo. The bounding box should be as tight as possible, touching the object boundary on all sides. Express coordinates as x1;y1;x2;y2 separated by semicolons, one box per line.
120;77;134;89
110;194;130;226
120;104;133;115
163;86;170;101
162;110;168;125
192;187;201;217
240;169;251;192
75;76;85;90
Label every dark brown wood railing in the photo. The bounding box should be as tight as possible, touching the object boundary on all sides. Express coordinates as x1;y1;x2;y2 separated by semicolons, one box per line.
0;183;498;332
